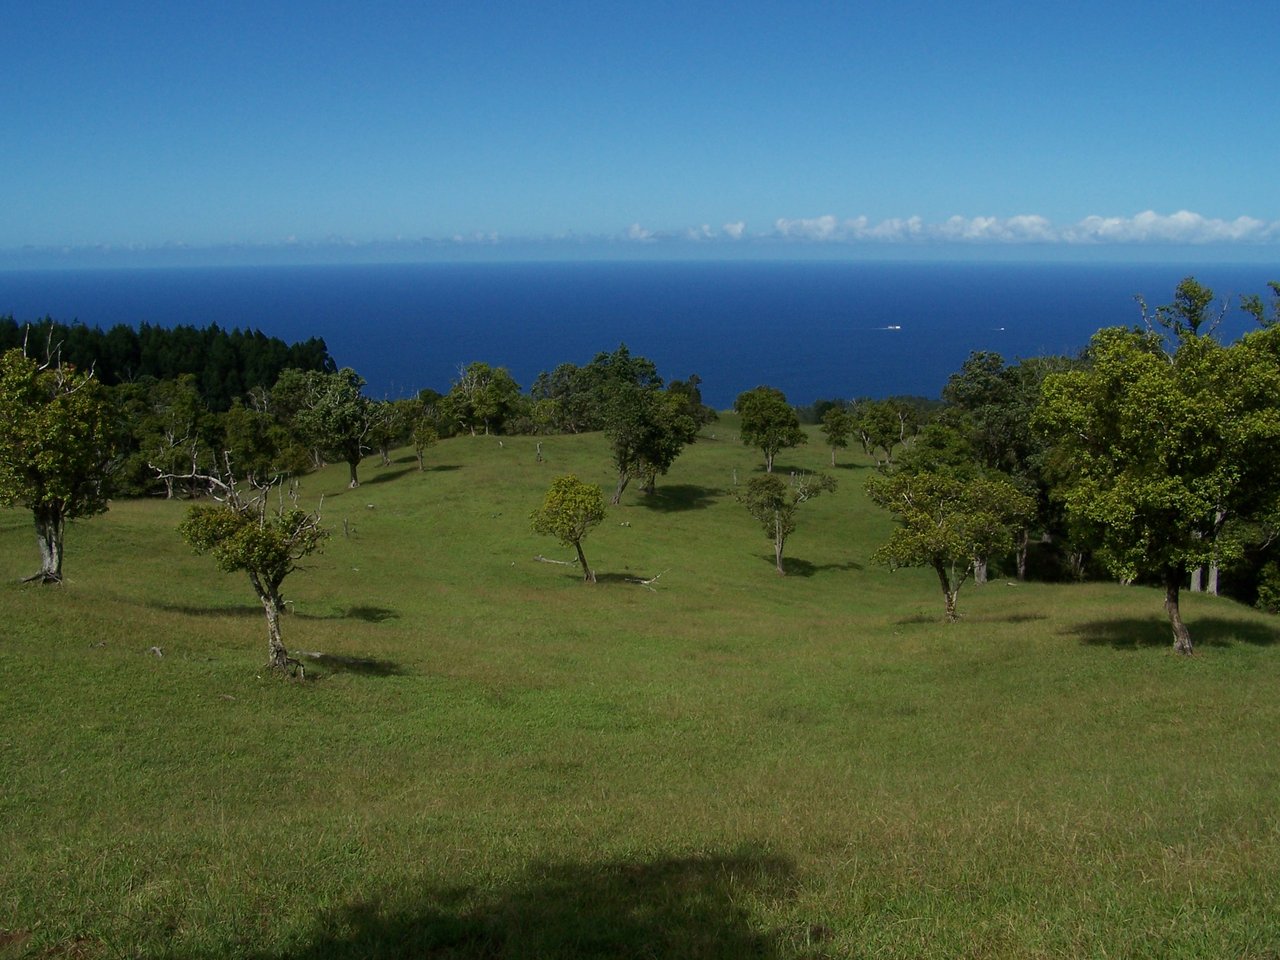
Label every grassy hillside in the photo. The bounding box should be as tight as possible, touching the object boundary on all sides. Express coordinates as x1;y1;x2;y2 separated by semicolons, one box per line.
3;421;1279;958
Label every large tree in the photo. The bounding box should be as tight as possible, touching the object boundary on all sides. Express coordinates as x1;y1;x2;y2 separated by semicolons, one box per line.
734;386;805;472
738;472;837;575
603;385;698;504
867;470;1033;623
0;348;115;583
531;474;606;583
445;361;523;436
178;461;326;671
273;367;372;487
1035;311;1280;655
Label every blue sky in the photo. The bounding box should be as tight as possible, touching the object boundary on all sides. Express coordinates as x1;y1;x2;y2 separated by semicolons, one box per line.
4;1;1278;263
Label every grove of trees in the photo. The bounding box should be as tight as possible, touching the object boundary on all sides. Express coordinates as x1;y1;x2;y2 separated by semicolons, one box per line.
4;275;1280;662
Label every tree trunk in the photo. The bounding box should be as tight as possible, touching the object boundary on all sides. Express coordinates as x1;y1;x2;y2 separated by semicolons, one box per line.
774;521;786;576
830;448;836;467
28;505;65;584
610;471;630;505
249;574;290;669
934;560;959;623
573;540;595;583
765;450;775;473
1190;566;1203;592
348;459;360;489
973;558;988;585
1207;562;1219;596
1016;527;1029;581
1164;571;1194;656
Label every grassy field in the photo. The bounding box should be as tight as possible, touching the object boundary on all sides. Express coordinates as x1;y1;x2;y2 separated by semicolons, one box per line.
3;420;1279;958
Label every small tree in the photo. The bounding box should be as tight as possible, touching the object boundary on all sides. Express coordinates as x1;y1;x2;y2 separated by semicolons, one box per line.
867;470;1033;622
819;407;854;467
531;474;606;583
411;418;439;471
735;386;806;472
851;399;916;467
0;347;114;583
739;472;837;575
177;459;326;671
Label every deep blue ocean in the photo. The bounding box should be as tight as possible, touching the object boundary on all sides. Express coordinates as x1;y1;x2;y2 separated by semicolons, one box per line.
1;260;1275;408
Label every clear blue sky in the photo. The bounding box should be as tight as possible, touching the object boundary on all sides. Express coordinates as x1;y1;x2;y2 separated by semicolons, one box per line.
4;0;1278;262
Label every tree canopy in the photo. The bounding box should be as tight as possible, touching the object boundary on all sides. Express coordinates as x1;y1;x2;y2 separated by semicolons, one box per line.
1035;315;1280;654
0;348;115;583
735;386;805;472
531;474;607;583
739;471;837;575
867;470;1033;623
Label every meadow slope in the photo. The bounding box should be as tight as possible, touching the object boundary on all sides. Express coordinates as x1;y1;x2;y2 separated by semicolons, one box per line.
2;420;1279;959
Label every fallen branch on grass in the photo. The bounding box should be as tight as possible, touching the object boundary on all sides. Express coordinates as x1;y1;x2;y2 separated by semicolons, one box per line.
533;554;575;566
626;569;668;591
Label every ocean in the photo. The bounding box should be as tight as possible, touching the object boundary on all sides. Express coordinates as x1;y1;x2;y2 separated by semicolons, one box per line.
1;260;1275;408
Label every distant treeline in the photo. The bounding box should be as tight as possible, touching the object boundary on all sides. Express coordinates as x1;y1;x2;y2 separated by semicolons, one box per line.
0;316;334;411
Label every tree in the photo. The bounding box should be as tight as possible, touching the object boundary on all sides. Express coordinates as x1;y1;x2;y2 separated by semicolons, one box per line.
530;474;606;583
444;362;522;436
0;347;115;583
734;386;805;472
941;351;1078;579
867;471;1033;622
411;418;439;471
738;472;837;575
138;374;212;499
177;460;326;671
603;385;699;504
273;367;372;487
1035;314;1280;654
819;407;854;467
850;399;916;467
666;373;718;428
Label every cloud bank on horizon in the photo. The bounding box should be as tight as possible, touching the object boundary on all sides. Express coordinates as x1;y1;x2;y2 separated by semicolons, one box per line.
657;210;1280;247
10;210;1279;263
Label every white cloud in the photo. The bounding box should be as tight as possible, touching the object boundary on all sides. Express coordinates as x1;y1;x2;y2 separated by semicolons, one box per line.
757;210;1280;245
722;221;746;239
625;222;655;242
1063;209;1276;244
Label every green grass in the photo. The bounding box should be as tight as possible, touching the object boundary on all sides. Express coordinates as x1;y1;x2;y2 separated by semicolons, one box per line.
3;421;1280;958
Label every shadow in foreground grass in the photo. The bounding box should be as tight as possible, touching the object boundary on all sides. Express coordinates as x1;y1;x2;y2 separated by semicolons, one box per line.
246;850;797;960
364;466;416;485
635;484;724;512
299;605;399;623
296;651;406;676
1065;616;1280;650
153;603;399;624
769;556;863;578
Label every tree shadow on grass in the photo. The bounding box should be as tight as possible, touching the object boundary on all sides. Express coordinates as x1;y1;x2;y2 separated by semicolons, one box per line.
294;651;406;677
756;555;863;578
364;466;416;485
244;849;798;960
592;571;667;587
298;605;399;623
154;603;399;624
636;484;724;512
152;602;262;619
1064;616;1280;650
